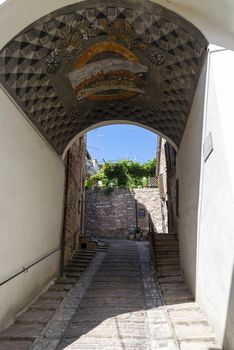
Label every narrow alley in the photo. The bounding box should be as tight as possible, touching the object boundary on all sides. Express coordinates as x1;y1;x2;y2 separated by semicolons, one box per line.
0;240;222;350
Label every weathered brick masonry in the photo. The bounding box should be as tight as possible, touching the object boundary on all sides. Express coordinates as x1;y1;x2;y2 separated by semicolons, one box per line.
62;137;87;266
84;188;163;239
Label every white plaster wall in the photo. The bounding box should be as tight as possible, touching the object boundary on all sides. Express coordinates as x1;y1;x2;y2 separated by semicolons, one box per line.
0;0;234;50
176;59;207;294
177;49;234;348
196;49;234;349
0;89;65;331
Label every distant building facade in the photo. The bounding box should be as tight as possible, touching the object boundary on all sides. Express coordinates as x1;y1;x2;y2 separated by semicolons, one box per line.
156;137;178;233
62;136;87;266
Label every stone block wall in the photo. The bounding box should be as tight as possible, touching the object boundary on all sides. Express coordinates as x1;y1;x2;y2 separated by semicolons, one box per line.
84;188;163;239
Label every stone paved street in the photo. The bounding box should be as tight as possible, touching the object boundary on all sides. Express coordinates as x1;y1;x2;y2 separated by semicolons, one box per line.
55;240;222;350
0;240;222;350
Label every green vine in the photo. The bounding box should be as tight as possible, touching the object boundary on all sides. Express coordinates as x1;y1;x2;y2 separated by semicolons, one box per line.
85;158;156;190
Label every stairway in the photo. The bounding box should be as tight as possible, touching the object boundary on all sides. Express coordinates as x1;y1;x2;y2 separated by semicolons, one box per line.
154;233;180;273
0;245;108;350
63;250;97;278
149;233;194;305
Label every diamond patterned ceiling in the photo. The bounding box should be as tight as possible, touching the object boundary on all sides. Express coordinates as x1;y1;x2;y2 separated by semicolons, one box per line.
0;0;208;155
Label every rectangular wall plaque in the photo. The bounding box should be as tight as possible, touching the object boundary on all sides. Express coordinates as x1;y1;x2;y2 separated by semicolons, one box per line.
203;132;214;162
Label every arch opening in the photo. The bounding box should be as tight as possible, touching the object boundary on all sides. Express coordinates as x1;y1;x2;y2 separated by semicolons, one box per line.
62;119;178;159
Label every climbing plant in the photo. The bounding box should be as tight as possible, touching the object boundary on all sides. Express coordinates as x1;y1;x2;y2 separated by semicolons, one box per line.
85;158;157;190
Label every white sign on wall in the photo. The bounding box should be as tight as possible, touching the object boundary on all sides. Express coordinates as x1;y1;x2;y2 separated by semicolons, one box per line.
203;132;214;162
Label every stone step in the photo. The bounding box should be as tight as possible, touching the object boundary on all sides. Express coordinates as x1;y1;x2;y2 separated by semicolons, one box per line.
96;247;108;251
16;310;54;325
156;257;180;264
78;250;96;254
174;324;216;342
72;256;93;261
70;256;93;264
155;238;179;244
160;283;188;292
157;270;181;276
74;252;96;257
67;262;86;269
55;278;77;284
0;340;33;350
0;323;44;340
29;297;61;311
74;250;95;255
155;246;179;252
66;266;85;273
156;251;180;257
180;340;222;349
64;272;81;278
40;290;67;300
155;234;178;239
157;274;184;284
49;284;73;291
167;302;199;311
155;245;179;252
162;287;193;298
168;309;207;324
156;264;181;272
163;292;194;305
64;266;84;273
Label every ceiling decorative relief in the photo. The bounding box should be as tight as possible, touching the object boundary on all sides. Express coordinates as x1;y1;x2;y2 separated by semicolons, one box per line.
0;0;208;155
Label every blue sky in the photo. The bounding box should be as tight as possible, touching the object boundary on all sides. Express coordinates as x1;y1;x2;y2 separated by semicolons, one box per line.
87;125;157;164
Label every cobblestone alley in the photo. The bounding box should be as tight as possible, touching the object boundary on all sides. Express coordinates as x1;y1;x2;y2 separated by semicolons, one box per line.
0;240;222;350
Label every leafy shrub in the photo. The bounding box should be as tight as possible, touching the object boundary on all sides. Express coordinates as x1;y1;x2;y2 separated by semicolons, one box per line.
85;158;157;190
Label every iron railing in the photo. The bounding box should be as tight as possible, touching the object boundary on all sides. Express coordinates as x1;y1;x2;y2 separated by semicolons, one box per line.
0;246;61;287
148;213;157;270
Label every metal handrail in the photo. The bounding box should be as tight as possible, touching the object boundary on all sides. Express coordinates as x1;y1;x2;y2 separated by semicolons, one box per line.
0;246;61;287
148;214;157;270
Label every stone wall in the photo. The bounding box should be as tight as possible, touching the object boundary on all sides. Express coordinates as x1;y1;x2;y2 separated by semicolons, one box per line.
63;136;86;266
156;137;178;233
133;188;163;233
84;188;163;239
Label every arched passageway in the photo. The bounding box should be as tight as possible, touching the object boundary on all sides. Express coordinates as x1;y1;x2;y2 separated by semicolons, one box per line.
0;0;208;156
1;1;234;349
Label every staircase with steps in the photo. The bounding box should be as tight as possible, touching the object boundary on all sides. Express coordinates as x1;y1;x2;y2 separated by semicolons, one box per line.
154;233;180;273
0;243;108;350
149;233;194;305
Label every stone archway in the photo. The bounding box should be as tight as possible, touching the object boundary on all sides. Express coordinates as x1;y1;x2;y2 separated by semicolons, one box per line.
1;1;234;348
0;0;212;338
0;0;208;156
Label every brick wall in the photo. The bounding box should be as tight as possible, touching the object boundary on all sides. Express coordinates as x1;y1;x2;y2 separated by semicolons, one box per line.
84;188;163;239
63;136;86;266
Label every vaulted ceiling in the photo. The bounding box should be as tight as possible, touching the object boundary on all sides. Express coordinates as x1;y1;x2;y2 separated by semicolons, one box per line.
0;0;208;155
